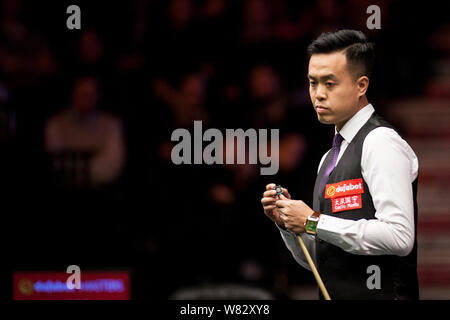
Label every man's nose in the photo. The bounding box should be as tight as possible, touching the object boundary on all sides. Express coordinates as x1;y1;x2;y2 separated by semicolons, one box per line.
316;87;326;101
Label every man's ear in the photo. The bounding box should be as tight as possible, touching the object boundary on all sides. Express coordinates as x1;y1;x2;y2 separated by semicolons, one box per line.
356;76;369;97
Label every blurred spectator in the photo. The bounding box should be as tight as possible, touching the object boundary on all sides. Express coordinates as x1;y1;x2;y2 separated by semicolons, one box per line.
249;64;285;127
0;0;57;88
278;132;307;174
311;0;344;35
238;0;277;69
152;72;210;131
247;64;308;132
79;29;103;65
71;28;109;78
45;76;125;188
148;0;204;80
241;0;273;44
114;0;149;73
424;23;450;99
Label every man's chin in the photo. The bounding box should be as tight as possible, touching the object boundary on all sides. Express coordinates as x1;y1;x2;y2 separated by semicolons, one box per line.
317;115;334;125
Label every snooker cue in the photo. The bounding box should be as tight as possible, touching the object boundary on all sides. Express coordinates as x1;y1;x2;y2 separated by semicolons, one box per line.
296;235;331;300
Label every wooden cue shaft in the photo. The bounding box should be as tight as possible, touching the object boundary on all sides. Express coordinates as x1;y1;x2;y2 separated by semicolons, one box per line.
297;235;331;300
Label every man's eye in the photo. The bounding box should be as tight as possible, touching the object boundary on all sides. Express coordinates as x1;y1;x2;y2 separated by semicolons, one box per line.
326;82;335;88
309;81;316;86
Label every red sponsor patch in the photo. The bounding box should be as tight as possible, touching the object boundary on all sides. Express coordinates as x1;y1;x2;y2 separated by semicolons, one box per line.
331;194;362;213
325;178;364;199
325;178;364;213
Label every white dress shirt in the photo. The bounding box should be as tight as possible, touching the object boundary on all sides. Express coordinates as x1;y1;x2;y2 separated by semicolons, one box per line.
279;104;418;270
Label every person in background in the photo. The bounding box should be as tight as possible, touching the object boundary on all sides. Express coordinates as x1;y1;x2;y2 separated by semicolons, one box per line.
45;76;125;188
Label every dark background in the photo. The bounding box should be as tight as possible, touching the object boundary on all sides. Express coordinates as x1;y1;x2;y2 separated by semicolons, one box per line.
1;0;449;300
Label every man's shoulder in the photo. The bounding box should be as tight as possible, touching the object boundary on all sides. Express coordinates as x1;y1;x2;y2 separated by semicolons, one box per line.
365;126;406;146
363;126;418;164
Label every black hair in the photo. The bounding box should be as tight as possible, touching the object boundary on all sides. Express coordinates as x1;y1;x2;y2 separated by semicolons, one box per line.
307;29;375;79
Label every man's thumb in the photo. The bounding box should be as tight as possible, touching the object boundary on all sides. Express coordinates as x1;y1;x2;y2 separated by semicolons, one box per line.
279;194;288;200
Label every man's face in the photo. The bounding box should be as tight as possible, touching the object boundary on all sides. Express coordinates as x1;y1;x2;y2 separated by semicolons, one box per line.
72;78;99;115
308;51;361;130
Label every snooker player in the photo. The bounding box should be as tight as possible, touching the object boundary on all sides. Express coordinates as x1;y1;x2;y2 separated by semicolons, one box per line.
261;29;419;300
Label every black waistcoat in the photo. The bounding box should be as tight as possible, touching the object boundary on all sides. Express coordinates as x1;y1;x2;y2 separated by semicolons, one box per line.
312;113;419;300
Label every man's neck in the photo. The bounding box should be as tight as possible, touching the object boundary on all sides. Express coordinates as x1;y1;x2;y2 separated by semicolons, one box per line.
336;96;369;131
358;96;369;111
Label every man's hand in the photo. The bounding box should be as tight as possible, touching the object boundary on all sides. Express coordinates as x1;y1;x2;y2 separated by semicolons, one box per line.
261;183;291;228
275;194;315;234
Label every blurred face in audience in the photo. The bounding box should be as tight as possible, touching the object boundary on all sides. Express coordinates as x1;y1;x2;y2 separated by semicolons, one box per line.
308;50;367;131
79;30;103;63
71;77;99;115
180;74;206;106
279;133;306;172
243;0;269;25
168;0;193;28
249;65;279;100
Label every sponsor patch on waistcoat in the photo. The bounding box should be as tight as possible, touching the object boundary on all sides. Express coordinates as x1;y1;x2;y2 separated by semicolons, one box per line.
325;178;364;213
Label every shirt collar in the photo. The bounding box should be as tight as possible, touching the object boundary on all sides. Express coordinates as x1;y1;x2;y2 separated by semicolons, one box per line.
335;103;375;143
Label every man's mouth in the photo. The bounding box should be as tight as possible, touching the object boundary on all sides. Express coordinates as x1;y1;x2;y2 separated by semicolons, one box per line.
315;105;329;113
